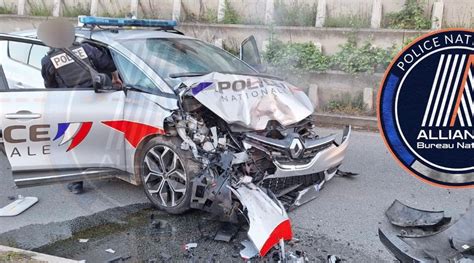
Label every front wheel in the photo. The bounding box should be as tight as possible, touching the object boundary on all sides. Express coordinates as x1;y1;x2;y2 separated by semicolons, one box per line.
137;136;199;214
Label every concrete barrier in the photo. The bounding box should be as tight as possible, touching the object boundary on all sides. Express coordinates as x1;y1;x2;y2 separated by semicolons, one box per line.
177;22;427;55
0;15;427;55
269;69;382;111
314;113;378;131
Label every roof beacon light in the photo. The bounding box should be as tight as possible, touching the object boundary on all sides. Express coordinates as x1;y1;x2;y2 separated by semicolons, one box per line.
78;16;177;28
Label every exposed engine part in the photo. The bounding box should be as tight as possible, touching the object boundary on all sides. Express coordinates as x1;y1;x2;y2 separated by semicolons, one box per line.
177;120;199;158
202;141;214;152
190;152;239;223
231;151;249;165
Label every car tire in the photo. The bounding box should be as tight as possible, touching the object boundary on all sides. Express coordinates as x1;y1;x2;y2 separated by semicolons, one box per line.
137;136;200;214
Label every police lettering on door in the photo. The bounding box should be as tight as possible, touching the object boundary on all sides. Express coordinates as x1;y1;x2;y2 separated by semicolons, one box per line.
50;47;88;69
3;122;93;158
3;125;51;158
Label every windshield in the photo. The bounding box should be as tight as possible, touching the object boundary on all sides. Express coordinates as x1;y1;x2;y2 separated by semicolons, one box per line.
121;38;256;87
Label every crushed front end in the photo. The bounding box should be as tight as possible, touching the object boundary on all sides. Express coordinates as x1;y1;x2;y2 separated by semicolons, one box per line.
243;123;351;210
168;73;353;258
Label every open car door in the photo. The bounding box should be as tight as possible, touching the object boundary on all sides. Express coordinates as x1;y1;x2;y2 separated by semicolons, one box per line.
0;34;127;187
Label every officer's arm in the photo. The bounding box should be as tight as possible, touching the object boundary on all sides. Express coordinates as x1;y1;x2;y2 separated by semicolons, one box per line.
83;43;117;73
83;43;122;87
41;57;59;89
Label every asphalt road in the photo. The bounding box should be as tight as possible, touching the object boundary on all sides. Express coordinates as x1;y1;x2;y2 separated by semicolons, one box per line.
0;128;472;261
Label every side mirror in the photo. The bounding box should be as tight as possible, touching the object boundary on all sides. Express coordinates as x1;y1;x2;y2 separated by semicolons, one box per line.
240;36;265;72
93;73;119;93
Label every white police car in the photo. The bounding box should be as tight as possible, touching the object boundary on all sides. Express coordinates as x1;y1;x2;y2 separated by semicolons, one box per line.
0;17;351;257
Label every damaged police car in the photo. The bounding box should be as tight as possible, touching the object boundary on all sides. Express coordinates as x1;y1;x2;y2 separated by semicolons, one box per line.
0;17;351;258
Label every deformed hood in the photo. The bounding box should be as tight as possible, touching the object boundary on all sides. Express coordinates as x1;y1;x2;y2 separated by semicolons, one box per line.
182;72;314;130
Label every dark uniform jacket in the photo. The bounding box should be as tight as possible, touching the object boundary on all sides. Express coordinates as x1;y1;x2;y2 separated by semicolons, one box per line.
41;43;117;89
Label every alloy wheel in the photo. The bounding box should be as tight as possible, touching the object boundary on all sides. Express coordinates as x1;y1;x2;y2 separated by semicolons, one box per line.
143;145;187;207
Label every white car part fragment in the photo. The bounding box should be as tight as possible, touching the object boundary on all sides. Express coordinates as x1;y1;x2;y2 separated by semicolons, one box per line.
0;196;38;217
184;243;198;250
240;240;259;259
230;183;293;257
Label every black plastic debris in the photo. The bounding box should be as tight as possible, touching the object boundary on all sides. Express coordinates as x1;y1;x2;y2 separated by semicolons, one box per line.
380;203;474;262
269;249;308;262
450;238;474;256
149;214;173;233
214;222;240;242
105;255;131;263
385;200;451;228
336;170;358;177
159;252;172;261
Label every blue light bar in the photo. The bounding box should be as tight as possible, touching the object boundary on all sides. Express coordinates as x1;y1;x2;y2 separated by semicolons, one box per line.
78;16;177;28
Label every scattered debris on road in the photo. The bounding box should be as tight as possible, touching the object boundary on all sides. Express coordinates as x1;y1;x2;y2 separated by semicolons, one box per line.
239;240;259;259
385;199;451;228
214;222;240;242
184;243;198;251
327;254;343;263
336;170;359;177
105;255;131;263
0;195;38;217
34;207;385;262
149;214;174;234
380;201;474;262
105;249;116;254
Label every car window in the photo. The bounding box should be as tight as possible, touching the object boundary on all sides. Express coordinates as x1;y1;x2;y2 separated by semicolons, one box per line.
8;41;32;64
121;38;255;87
28;44;49;69
111;50;156;92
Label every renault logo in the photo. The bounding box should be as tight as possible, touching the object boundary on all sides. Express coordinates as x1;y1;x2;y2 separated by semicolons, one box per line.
289;138;304;158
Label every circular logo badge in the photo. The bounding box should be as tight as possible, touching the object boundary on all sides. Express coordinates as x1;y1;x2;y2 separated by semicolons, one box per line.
378;29;474;187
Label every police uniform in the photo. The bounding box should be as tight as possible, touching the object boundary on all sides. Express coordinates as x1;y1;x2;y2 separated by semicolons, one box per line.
41;43;117;89
41;43;118;194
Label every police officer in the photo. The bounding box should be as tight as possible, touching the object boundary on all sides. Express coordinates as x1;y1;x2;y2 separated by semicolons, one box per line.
41;42;122;194
41;42;122;89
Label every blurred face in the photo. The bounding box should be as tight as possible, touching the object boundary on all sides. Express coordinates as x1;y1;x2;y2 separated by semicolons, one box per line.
37;19;75;49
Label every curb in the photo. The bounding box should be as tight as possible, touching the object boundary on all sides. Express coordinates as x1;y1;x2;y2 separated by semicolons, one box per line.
0;203;151;250
0;245;80;263
313;113;378;131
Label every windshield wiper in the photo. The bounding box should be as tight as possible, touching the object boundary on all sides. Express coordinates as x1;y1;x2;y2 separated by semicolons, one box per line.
169;71;283;81
169;72;209;78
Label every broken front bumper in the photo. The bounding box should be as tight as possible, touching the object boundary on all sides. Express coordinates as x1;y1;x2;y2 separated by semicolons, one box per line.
230;182;292;258
380;202;474;262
